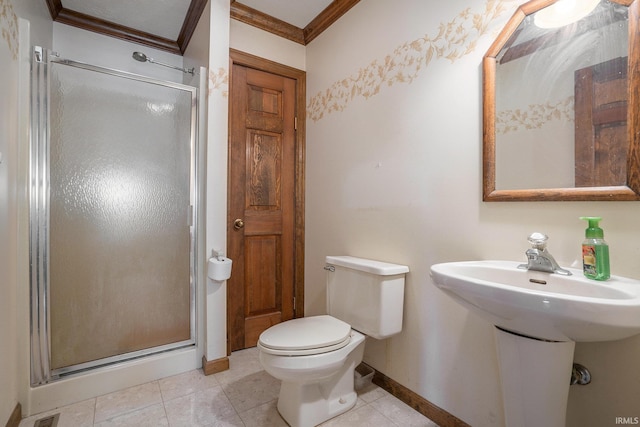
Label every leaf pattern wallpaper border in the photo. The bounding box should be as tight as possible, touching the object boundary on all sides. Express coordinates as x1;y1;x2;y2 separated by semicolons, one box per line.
496;96;575;135
1;0;18;60
208;67;229;98
306;0;519;122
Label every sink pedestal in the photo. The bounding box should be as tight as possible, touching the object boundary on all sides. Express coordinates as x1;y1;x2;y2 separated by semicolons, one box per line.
495;328;575;427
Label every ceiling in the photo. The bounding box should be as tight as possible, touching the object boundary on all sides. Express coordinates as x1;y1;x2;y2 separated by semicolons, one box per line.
45;0;360;55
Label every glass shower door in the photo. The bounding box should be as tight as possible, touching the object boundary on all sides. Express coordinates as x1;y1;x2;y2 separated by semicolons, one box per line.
30;47;197;383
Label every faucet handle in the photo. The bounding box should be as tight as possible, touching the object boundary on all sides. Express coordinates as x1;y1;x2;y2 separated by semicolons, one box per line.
527;232;548;250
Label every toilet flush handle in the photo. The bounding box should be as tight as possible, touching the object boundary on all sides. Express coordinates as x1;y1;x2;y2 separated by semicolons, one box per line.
233;218;245;230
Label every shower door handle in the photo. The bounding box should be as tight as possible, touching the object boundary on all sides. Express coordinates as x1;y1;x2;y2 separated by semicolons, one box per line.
233;218;245;230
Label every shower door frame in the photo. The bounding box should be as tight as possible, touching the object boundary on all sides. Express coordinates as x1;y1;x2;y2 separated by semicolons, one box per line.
29;46;199;385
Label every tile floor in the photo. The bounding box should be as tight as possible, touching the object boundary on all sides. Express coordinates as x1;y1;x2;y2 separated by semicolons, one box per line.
19;347;439;427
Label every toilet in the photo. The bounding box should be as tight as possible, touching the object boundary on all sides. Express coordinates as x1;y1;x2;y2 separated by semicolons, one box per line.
257;256;409;427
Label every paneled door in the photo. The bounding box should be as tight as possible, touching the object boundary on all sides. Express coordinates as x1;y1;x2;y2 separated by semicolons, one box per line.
575;56;628;187
228;62;297;351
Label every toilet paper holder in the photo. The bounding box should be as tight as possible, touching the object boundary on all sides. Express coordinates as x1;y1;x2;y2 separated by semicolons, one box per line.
208;250;232;281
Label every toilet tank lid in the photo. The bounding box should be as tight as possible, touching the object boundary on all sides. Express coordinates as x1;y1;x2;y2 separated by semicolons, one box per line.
325;256;409;275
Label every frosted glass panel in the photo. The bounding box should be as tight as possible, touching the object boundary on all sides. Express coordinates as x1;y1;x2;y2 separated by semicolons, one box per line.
48;63;193;370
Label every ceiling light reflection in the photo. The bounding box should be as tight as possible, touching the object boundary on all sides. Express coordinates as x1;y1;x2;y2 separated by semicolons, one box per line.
534;0;600;28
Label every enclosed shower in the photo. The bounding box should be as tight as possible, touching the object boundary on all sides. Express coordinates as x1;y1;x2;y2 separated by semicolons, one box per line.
29;46;199;385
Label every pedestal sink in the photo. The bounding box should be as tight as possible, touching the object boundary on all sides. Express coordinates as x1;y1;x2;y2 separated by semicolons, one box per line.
430;260;640;427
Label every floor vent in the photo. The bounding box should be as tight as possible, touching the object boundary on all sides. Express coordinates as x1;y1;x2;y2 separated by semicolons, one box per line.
33;413;59;427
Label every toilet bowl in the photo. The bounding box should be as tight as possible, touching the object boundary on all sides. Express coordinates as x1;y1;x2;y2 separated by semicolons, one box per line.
257;256;409;427
258;316;366;427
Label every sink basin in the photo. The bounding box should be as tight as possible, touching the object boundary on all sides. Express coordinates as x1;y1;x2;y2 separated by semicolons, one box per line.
430;260;640;342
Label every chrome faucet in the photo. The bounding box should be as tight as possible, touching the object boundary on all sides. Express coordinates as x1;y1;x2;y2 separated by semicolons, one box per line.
517;232;572;276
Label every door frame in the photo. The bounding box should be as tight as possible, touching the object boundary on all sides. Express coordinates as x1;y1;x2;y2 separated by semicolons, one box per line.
227;49;306;353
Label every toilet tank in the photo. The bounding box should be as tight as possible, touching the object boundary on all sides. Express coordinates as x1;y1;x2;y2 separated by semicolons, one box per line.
325;256;409;339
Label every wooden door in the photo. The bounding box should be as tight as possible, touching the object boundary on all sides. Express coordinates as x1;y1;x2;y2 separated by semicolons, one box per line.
228;63;296;351
575;56;628;187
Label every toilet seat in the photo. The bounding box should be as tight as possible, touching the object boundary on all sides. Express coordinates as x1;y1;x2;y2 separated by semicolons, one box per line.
258;315;352;356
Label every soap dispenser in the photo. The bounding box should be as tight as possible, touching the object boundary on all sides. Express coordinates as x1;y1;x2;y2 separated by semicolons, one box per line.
580;217;610;281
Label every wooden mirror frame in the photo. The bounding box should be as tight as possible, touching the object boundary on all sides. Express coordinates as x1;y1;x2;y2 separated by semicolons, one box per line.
483;0;640;201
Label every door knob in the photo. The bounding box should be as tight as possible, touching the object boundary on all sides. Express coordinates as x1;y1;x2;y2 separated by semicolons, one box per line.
233;218;245;230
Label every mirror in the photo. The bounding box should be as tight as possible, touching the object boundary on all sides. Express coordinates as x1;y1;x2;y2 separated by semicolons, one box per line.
483;0;640;201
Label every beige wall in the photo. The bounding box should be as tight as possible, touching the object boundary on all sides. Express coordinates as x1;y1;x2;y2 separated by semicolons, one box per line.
304;0;640;426
230;19;306;71
203;0;231;363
